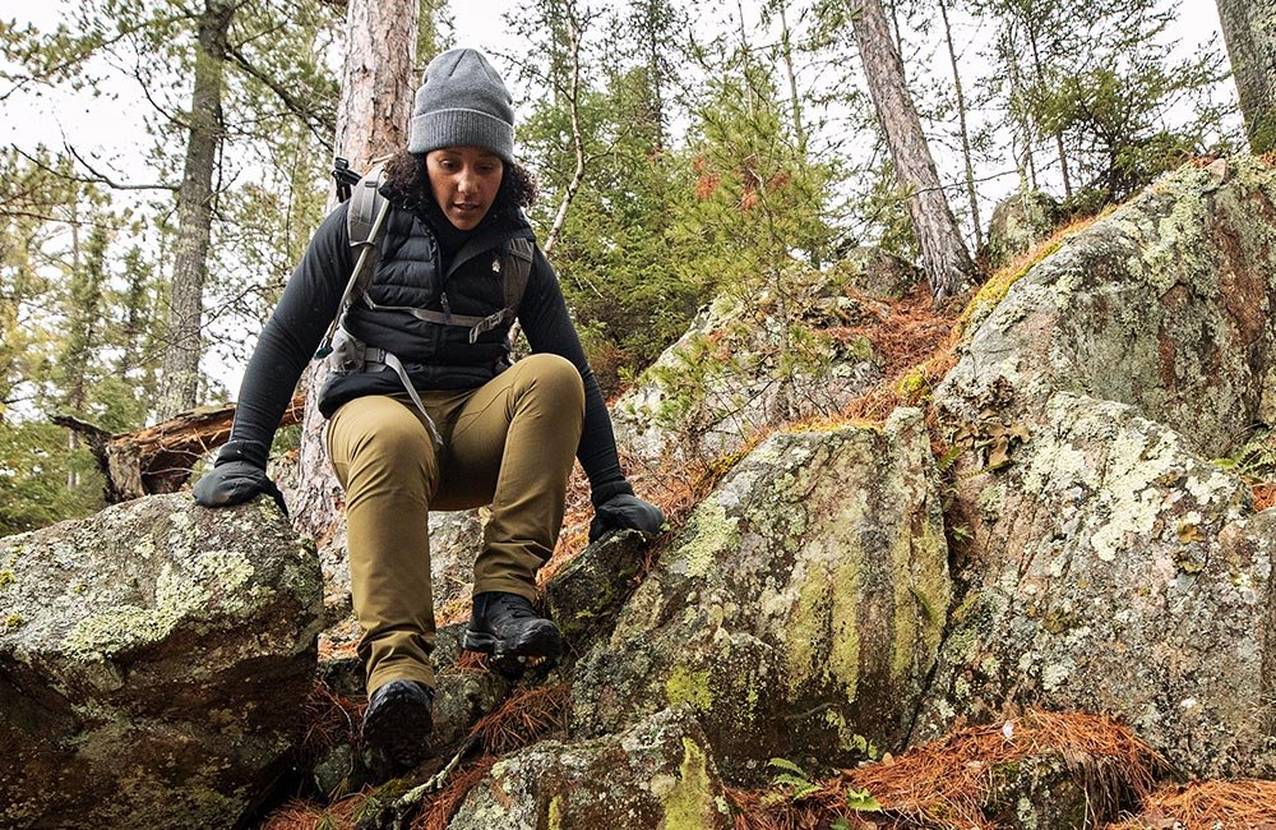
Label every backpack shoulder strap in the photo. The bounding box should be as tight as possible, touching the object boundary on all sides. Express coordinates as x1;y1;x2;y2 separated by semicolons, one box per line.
346;165;388;246
314;165;391;359
502;237;536;316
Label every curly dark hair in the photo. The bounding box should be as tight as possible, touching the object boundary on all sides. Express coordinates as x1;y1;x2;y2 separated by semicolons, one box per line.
380;150;538;224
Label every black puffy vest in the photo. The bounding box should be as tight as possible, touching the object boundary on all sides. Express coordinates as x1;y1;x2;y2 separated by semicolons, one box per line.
316;203;533;417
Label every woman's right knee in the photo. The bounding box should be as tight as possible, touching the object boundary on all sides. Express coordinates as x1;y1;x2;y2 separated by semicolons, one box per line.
331;398;438;482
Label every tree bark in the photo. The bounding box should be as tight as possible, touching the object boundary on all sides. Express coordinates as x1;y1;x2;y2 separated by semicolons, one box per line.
55;394;305;504
939;0;982;251
292;0;418;542
851;0;974;301
1216;0;1276;154
156;0;234;419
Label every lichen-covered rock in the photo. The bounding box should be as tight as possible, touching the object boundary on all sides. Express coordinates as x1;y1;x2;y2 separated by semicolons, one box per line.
545;529;652;656
916;394;1276;778
570;408;950;783
612;262;885;466
0;494;324;829
940;158;1276;459
983;189;1061;270
836;246;926;299
447;706;732;830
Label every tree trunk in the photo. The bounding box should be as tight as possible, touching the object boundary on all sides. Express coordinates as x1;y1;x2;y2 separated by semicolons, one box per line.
778;1;807;157
543;1;586;258
1026;25;1071;197
292;0;418;543
939;0;982;251
1216;0;1276;153
851;0;974;301
156;0;234;419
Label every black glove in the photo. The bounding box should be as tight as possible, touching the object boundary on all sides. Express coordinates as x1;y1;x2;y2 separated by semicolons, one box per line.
192;459;288;517
589;493;665;543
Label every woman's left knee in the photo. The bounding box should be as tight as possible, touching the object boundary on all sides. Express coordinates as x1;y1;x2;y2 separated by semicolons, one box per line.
517;353;585;411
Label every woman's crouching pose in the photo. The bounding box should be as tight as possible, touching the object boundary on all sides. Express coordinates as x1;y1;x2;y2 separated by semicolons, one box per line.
193;47;663;773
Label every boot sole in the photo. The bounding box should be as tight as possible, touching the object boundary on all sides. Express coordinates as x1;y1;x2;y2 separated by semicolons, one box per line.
361;684;433;772
462;622;563;660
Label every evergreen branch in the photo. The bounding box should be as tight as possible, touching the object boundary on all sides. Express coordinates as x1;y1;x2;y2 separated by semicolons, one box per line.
223;43;335;151
0;11;198;102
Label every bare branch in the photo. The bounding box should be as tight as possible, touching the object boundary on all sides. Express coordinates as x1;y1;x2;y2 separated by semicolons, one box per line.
64;143;179;192
542;1;602;300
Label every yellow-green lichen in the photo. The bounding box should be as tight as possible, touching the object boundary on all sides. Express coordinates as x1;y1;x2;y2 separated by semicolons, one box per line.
547;794;562;830
784;549;863;702
0;569;13;589
2;612;25;632
662;737;715;830
674;499;740;579
61;552;264;660
665;664;713;712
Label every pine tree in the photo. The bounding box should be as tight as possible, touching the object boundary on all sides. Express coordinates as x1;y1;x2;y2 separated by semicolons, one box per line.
850;0;975;300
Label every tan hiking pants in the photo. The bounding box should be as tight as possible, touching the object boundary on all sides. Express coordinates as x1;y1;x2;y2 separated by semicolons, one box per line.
324;353;586;696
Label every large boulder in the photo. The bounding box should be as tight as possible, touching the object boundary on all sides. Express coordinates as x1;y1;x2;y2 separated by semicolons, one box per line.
570;408;950;783
0;494;324;828
923;157;1276;778
611;261;889;466
941;158;1276;459
917;394;1276;778
448;706;732;830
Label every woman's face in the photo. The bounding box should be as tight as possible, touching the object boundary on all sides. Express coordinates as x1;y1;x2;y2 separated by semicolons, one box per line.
425;146;504;231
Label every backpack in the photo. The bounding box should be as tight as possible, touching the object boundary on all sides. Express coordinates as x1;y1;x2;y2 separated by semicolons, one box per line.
314;157;536;445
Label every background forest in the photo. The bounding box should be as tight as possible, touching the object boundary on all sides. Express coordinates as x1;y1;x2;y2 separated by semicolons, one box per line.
0;0;1244;535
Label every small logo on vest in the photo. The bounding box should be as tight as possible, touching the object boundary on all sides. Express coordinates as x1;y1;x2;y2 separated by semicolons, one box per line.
491;257;501;273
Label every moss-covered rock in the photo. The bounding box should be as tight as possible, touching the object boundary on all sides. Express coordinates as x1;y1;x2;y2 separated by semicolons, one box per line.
983;189;1062;271
918;393;1276;779
925;157;1276;780
570;408;950;784
447;706;732;830
0;493;324;829
545;529;652;655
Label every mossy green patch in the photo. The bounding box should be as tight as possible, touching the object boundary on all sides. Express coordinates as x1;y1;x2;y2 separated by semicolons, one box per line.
0;570;13;589
2;612;25;632
662;737;715;830
666;664;713;712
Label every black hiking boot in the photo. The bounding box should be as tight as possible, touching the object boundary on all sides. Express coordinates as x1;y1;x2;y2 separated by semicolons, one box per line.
462;591;564;677
361;678;434;775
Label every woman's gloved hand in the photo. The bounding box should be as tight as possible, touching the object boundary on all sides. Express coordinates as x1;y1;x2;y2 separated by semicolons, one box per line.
589;493;665;543
192;439;288;516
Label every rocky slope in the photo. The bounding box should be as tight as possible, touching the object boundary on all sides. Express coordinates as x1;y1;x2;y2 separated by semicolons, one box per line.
7;157;1276;830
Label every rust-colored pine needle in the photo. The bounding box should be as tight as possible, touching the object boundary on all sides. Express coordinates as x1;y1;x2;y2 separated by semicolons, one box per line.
301;678;366;758
469;682;570;755
412;756;498;830
727;711;1162;830
1253;482;1275;511
1107;779;1276;829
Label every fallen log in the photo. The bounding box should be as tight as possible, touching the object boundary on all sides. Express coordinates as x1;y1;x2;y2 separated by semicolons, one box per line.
53;393;305;503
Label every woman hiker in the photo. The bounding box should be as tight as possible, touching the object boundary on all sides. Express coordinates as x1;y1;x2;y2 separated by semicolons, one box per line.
192;47;664;772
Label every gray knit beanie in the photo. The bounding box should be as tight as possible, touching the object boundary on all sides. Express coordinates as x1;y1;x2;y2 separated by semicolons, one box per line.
408;48;515;162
